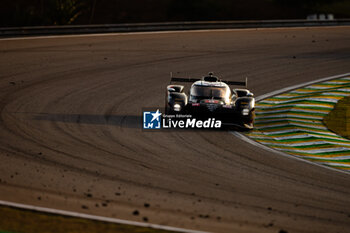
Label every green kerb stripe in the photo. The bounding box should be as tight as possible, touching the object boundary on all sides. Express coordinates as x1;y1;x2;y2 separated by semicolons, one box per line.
246;76;350;173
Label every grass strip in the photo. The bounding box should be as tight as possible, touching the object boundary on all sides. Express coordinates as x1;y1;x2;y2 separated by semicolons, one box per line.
0;205;178;233
324;96;350;139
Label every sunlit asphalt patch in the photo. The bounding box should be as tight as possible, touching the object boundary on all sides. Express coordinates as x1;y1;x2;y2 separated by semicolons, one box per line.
246;77;350;172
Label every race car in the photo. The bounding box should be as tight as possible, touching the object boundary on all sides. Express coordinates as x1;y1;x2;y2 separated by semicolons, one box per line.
165;72;255;129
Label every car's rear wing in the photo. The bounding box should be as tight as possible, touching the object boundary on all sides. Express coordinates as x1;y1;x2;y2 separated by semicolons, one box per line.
223;79;247;87
170;72;248;88
170;77;201;83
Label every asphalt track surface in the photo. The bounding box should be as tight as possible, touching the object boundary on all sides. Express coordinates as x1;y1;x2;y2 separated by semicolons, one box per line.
1;27;350;233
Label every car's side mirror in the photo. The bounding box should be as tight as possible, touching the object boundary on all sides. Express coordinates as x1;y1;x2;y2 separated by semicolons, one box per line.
167;87;176;92
247;92;254;97
231;90;237;99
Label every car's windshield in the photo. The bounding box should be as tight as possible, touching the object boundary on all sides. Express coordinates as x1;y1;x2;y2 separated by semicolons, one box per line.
191;85;229;99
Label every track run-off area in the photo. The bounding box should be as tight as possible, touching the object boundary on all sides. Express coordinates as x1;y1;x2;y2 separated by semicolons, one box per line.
0;26;350;233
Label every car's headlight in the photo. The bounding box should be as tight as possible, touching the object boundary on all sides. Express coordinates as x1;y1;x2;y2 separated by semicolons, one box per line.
174;103;181;112
242;109;249;116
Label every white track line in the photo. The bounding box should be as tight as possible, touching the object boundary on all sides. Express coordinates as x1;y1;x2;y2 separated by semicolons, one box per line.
231;131;350;176
231;72;350;176
1;26;350;41
0;200;209;233
255;73;350;102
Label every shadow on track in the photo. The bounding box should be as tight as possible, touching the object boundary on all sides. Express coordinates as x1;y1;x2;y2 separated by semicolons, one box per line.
34;113;251;132
34;113;142;129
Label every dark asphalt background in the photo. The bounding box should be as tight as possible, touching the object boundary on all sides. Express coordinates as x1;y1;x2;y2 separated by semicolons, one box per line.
0;27;350;232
